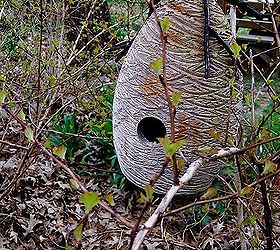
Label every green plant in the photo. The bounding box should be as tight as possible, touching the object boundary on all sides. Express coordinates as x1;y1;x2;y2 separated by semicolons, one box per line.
48;114;85;161
108;155;126;189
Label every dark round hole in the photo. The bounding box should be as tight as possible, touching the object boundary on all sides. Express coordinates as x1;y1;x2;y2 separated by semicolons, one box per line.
137;117;166;143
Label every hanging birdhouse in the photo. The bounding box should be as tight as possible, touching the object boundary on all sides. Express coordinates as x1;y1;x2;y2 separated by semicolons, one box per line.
113;0;243;195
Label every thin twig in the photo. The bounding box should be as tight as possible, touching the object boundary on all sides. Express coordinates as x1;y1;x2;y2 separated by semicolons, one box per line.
235;157;247;250
250;49;255;131
265;0;280;52
150;0;179;185
163;193;238;217
35;0;43;126
0;139;29;150
242;51;278;99
211;136;280;160
129;155;170;248
0;144;35;199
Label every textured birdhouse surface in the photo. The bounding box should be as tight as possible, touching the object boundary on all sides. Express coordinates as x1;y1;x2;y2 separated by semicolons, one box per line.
113;0;243;195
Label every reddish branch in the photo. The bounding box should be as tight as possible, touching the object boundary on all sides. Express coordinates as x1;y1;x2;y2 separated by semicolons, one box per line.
149;0;179;185
128;154;171;249
129;2;181;248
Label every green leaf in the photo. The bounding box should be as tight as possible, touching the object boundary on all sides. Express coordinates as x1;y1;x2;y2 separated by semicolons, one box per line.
24;127;34;142
232;88;238;99
208;130;221;141
215;202;225;214
241;44;248;50
70;178;80;190
198;146;213;154
157;135;170;154
240;186;253;196
244;215;259;225
145;184;154;201
43;139;51;150
53;144;67;160
171;91;182;107
230;42;241;58
160;17;171;33
272;94;279;101
202;204;210;212
267;79;274;85
18;110;26;121
0;92;7;106
74;224;83;241
177;159;186;170
229;77;235;86
262;159;277;175
79;191;100;212
226;136;235;146
150;58;163;74
200;187;218;200
104;193;115;206
157;136;185;158
137;192;146;204
169;140;185;157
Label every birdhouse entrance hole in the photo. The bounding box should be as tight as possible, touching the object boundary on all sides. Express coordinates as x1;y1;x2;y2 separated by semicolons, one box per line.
137;117;166;143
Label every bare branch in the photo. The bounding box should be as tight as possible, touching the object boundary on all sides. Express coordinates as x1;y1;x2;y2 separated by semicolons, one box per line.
132;159;203;250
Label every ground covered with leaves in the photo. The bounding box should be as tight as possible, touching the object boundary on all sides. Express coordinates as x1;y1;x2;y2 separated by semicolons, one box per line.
1;143;280;249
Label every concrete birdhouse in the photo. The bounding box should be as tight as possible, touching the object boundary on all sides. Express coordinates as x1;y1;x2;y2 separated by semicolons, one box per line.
113;0;242;195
